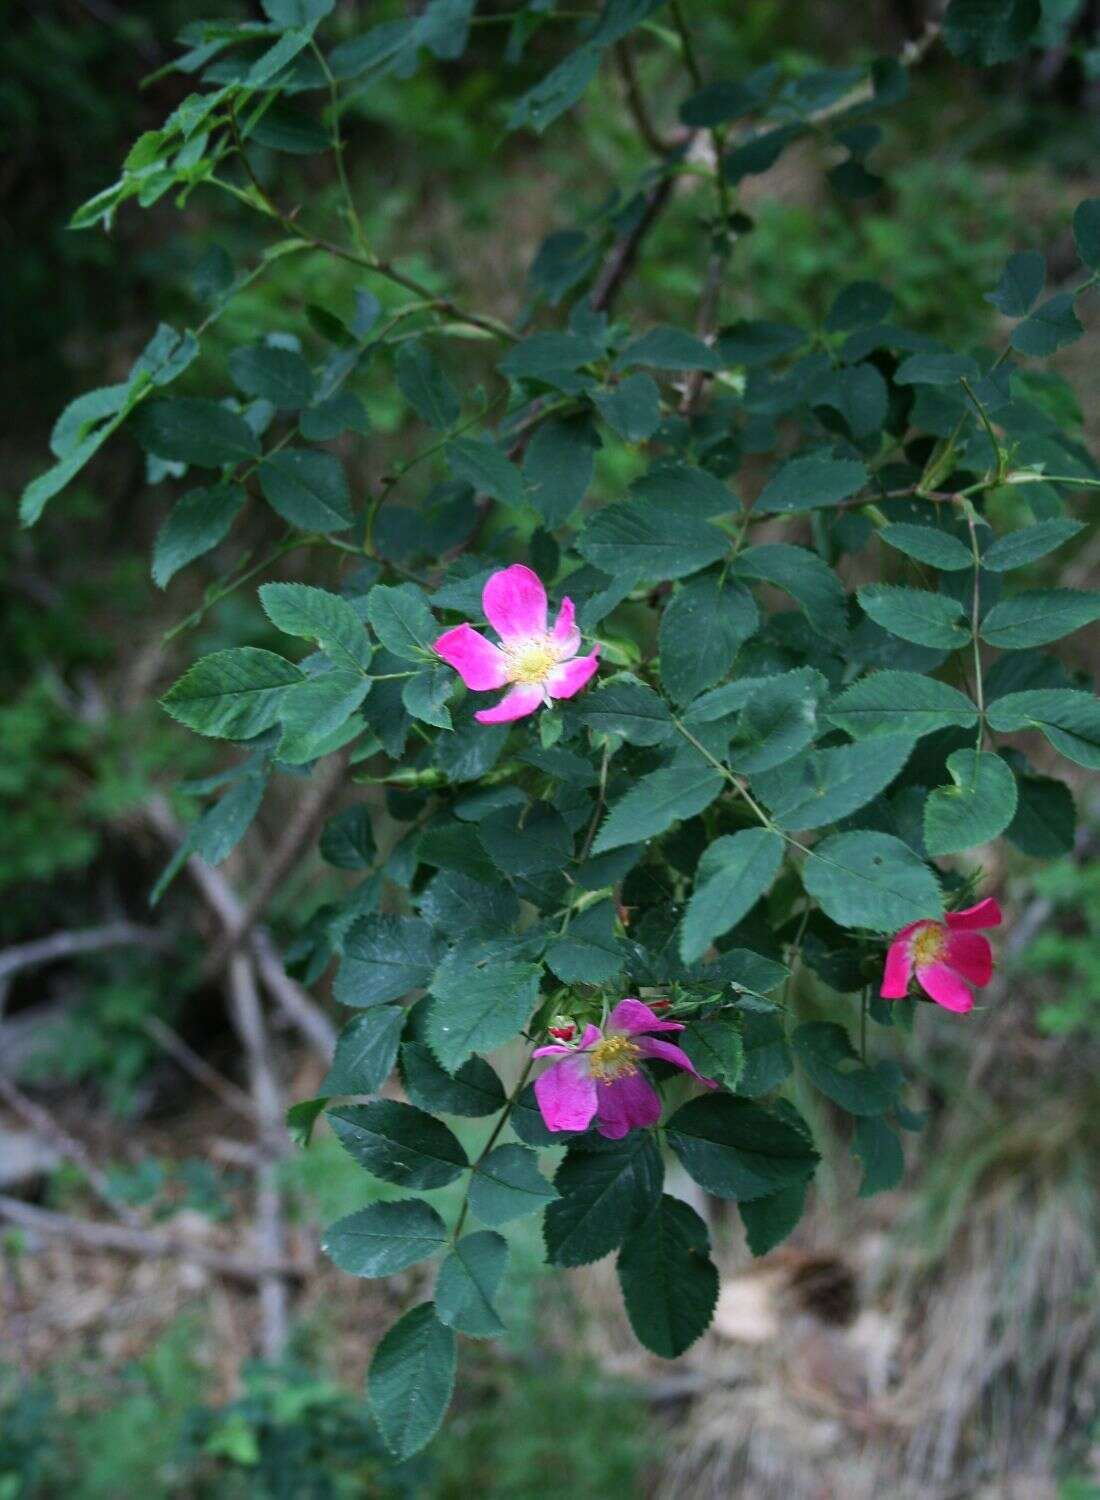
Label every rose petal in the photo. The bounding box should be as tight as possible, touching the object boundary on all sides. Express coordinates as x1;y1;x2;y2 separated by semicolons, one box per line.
880;934;916;999
482;564;547;642
433;624;509;691
607;999;684;1036
943;931;993;987
945;897;1002;932
550;596;581;657
918;962;974;1013
637;1036;716;1087
594;1070;662;1139
534;1056;598;1133
474;684;544;724
545;650;600;701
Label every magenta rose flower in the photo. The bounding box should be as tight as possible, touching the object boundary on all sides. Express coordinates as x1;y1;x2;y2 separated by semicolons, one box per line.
532;999;716;1140
880;897;1002;1013
433;563;599;724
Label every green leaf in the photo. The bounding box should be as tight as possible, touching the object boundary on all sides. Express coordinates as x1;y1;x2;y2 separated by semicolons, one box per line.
545;901;625;985
320;805;376;869
679;1017;745;1090
1073;197;1100;271
826;671;979;740
986;249;1045;317
981;519;1085;572
259;582;371;671
300;390;369;441
329;1100;467;1188
894;351;980;385
680;830;784;965
733;543;847;640
791;1022;898;1115
802;831;942;932
817;363;889;439
445;437;525;508
986;689;1100;769
259;449;353;532
522;417;598;526
573;676;674;745
577;501;728;581
499;331;601;380
507;45;601;134
250;102;331;155
228;343;315;408
1010;292;1084;357
1005;769;1075;856
738;1180;807;1255
729;670;825;774
403;666;453;730
923;749;1018;855
943;0;1041;64
418;870;519;938
275;668;369;764
857;584;970;649
592;766;724;854
286;1097;328;1149
368;583;438;661
617;1196;718;1358
161;648;302;739
401;1044;507;1119
132;398;260;467
593;374;662;441
753;454;867;516
615;326;722;372
665;1095;818;1202
322;1199;448;1278
369;1304;455;1461
659;577;759;703
880;523;973;571
435;1231;508;1339
152;484;245;587
321;1008;405;1095
852;1115;905;1197
544;1135;664;1267
738;1011;792;1097
335;915;443;1008
395;341;460;430
753;736;914;831
468;1144;559;1227
980;589;1100;648
426;959;542;1072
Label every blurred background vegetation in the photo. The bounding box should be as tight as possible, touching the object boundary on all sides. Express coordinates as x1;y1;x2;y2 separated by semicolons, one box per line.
1;2;1098;1496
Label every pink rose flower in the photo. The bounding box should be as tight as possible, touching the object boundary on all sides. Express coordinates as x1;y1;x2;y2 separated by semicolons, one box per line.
880;897;1002;1014
433;564;599;724
532;999;716;1140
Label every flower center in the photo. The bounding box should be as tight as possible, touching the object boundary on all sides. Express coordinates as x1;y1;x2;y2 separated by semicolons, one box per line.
588;1035;641;1083
911;922;947;968
504;635;559;685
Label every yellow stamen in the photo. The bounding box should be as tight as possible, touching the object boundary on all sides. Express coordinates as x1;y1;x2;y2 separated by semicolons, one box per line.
588;1034;641;1083
504;635;559;685
912;922;947;968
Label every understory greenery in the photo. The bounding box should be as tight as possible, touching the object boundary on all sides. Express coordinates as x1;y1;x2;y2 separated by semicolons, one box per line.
23;0;1100;1465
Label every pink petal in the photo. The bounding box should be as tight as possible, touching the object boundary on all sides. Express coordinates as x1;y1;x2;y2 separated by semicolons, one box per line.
594;1070;662;1139
532;1044;574;1059
433;624;509;691
474;684;544;724
607;999;684;1036
918;962;974;1014
545;649;600;701
482;564;547;642
880;935;916;999
943;931;992;988
550;596;581;656
534;1056;598;1133
945;897;1002;932
637;1036;716;1087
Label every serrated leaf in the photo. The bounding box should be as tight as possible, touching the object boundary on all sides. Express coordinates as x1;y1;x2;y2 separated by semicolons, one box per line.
435;1231;508;1338
1005;769;1075;855
753;736;914;831
403;666;453;730
659;577;759;703
259;449;353;532
577;500;728;581
592;766;724;854
300;390;369;441
665;1095;818;1202
259;582;371;671
330;1100;467;1188
733;543;847;640
986;689;1100;769
826;672;978;740
573;676;673;745
395;341;460;429
592;374;662;441
738;1010;792;1097
228;343;315;408
401;1043;507;1118
738;1179;808;1254
1010;292;1084;357
368;583;438;661
335;915;443;1008
320;805;376;869
679;1017;744;1090
417;870;519;938
153;484;245;587
943;0;1041;64
132;398;260;467
852;1115;905;1197
729;671;825;774
986;249;1045;317
803;831;942;931
980;589;1100;648
981;519;1085;572
923;749;1018;854
791;1022;899;1114
857;584;970;648
894;351;980;385
617;1196;718;1358
468;1144;559;1227
445;436;525;507
521;416;598;526
680;830;783;965
753;454;867;516
880;523;973;571
369;1304;455;1461
615;326;722;372
545;900;625;984
321;1008;404;1096
544;1135;664;1267
426;959;542;1072
161;648;302;739
322;1199;448;1278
